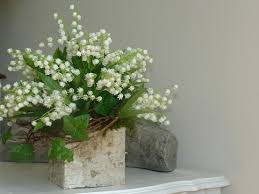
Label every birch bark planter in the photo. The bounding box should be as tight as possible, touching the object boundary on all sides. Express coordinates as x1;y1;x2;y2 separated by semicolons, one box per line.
48;127;126;189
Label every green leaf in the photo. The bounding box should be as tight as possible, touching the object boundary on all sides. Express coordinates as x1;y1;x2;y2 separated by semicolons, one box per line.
23;55;43;73
53;47;67;60
120;108;154;118
70;56;89;89
19;106;49;113
72;56;82;69
119;118;137;136
62;47;67;61
13;106;49;118
75;100;90;115
95;92;120;116
48;138;74;162
10;144;35;162
120;87;146;115
72;75;81;88
41;119;63;134
63;114;89;141
32;120;45;132
53;48;63;59
36;71;62;91
1;131;13;144
23;55;34;68
108;51;138;67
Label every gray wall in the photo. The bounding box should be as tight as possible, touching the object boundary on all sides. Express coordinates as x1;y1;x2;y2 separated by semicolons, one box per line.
1;0;259;193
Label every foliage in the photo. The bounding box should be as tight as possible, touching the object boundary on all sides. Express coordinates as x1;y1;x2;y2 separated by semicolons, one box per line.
48;138;73;162
95;91;120;116
10;144;35;162
1;130;12;144
63;114;89;141
0;4;178;162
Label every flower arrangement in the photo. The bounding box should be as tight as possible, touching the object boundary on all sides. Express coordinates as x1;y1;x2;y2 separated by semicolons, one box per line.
0;4;178;163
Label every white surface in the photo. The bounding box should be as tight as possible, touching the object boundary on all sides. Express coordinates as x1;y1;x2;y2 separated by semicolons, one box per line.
0;162;229;194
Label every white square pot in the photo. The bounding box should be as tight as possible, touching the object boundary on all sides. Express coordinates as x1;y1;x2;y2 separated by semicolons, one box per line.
48;127;126;189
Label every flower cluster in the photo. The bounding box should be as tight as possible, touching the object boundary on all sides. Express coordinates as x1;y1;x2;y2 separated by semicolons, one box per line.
36;90;76;127
0;4;177;162
134;85;178;125
7;48;35;79
0;81;45;124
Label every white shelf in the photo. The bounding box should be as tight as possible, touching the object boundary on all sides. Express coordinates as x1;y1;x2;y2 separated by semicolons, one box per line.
0;162;230;194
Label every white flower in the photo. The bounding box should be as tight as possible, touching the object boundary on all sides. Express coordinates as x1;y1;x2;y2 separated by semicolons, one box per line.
7;48;13;54
129;86;135;91
59;82;65;87
47;37;53;42
76;51;81;56
87;91;93;96
77;25;82;30
47;55;53;61
39;42;45;48
96;96;102;102
55;58;62;64
93;59;99;65
118;94;123;100
57;39;64;45
69;4;75;10
53;13;58;19
72;29;77;34
32;121;37;126
165;89;171;96
69;88;74;93
46;121;52;126
72;21;77;27
47;43;53;48
125;93;131;99
77;15;81;21
78;87;84;93
25;48;32;53
69;103;76;110
78;31;84;37
80;39;87;45
164;120;170;126
100;29;106;34
147;88;154;94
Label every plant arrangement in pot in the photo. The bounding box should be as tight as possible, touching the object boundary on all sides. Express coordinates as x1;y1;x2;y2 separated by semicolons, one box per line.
0;4;178;189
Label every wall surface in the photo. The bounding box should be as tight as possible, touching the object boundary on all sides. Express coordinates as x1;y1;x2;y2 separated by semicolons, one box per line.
1;0;259;194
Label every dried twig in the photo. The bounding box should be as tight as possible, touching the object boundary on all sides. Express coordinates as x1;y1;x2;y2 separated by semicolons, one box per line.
14;116;120;147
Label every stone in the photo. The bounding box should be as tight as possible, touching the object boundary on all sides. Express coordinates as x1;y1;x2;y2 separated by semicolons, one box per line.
126;120;177;172
0;139;50;162
48;127;126;189
0;123;49;162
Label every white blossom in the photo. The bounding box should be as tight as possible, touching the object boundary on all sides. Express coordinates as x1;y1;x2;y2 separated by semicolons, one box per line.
0;3;177;131
69;4;75;10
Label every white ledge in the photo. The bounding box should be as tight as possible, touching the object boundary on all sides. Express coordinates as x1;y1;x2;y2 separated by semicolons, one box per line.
0;162;230;194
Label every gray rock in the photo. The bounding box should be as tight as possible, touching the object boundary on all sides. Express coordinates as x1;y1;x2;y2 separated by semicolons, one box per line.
0;139;49;163
126;120;177;172
0;123;49;162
